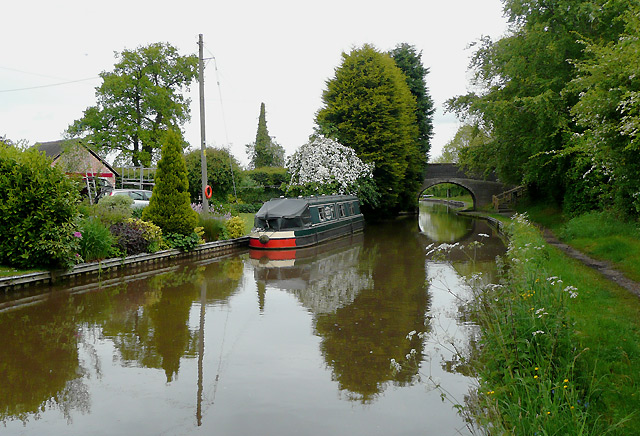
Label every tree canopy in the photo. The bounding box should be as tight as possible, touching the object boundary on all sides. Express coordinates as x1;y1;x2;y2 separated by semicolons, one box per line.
245;102;285;168
433;124;491;164
389;43;435;161
315;44;422;215
184;146;241;203
67;42;198;167
447;0;634;215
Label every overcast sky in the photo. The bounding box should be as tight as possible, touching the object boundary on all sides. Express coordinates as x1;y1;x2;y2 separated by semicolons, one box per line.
1;0;509;166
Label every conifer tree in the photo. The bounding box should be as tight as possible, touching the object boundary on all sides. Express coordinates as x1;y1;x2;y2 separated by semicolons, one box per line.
246;103;285;168
142;130;197;235
316;44;420;215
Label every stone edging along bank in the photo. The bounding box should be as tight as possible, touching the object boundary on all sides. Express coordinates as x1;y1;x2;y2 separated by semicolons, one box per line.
0;237;250;293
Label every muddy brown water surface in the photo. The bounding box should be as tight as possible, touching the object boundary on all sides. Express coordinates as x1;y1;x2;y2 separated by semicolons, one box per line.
0;202;505;436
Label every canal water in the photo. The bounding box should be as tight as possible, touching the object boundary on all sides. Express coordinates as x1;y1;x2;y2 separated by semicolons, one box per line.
0;202;505;436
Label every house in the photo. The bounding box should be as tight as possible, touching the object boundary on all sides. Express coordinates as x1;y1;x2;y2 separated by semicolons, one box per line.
35;139;119;187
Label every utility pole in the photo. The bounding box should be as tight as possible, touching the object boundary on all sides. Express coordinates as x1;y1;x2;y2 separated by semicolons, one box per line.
198;34;209;212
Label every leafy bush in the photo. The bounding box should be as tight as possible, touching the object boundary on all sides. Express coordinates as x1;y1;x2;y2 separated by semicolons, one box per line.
96;195;133;225
0;142;81;269
164;231;203;251
131;207;145;219
230;202;262;214
142;130;197;235
223;216;246;239
78;217;116;261
239;167;287;204
109;221;149;256
126;218;166;252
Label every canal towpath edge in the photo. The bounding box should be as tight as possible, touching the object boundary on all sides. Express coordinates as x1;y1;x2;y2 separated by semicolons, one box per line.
461;209;640;299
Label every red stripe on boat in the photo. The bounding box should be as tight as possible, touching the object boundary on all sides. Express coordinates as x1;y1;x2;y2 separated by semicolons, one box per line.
249;238;297;249
250;249;297;260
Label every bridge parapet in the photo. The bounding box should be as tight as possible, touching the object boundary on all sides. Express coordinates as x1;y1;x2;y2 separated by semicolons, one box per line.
425;163;497;182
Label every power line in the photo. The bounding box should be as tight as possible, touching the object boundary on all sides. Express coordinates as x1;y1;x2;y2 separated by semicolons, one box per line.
0;65;72;81
0;76;99;93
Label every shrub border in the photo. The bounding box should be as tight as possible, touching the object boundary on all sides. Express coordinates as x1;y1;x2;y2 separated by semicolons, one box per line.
0;237;249;294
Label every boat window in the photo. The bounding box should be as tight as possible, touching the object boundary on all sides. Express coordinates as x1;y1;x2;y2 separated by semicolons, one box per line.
318;206;326;221
339;203;347;218
349;203;355;215
324;205;333;220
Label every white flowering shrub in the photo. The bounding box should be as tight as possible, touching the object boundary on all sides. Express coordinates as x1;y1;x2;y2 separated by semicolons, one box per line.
285;136;379;205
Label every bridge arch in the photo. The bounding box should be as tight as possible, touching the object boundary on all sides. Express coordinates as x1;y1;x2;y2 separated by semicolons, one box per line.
420;180;477;209
421;163;510;210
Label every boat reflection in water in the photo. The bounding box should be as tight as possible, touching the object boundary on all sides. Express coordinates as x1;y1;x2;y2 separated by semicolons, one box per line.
250;233;370;314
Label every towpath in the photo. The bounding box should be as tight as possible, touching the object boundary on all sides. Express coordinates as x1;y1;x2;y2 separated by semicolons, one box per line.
541;228;640;298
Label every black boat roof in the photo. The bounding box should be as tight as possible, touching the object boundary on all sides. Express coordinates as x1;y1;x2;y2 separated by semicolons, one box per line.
256;195;359;220
267;194;358;206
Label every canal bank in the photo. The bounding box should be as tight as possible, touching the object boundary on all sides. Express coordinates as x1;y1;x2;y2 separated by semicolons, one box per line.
456;210;640;434
0;208;503;435
0;237;249;293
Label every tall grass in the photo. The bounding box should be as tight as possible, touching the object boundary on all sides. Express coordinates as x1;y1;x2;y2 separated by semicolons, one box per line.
465;214;631;434
78;217;116;261
560;211;640;240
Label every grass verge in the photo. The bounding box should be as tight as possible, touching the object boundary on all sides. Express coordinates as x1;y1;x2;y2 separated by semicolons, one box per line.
0;266;44;278
467;213;640;434
238;213;255;235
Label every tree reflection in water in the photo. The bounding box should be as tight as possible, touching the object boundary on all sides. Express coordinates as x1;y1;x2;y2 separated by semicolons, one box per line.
0;257;245;425
252;220;432;403
0;208;506;434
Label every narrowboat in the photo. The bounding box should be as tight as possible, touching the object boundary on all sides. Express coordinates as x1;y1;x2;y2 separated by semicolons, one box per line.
249;194;365;249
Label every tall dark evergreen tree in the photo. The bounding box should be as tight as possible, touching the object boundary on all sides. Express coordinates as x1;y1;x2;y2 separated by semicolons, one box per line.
316;44;420;215
246;102;285;168
389;43;435;161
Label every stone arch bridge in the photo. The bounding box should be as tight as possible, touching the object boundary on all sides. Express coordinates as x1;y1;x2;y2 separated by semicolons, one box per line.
422;163;511;209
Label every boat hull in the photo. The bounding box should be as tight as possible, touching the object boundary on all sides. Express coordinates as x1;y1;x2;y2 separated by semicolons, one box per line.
249;215;364;249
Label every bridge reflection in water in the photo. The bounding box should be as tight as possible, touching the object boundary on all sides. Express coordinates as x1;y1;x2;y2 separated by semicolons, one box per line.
0;206;505;436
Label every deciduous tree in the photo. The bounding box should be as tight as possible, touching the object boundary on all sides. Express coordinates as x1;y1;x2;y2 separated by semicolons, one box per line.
569;5;640;216
285;135;378;206
446;0;627;204
67;43;198;167
184;146;242;203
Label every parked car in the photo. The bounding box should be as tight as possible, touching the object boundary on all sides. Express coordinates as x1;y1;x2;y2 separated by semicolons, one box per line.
109;189;153;208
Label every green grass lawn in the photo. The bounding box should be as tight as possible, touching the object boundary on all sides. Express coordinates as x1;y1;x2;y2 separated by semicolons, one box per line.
0;265;44;277
238;213;255;235
545;239;640;433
